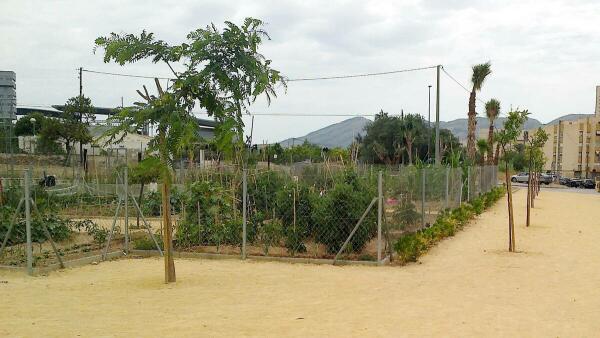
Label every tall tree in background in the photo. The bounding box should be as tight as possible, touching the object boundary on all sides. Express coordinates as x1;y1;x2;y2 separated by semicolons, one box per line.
485;98;500;164
94;17;285;283
495;109;529;252
400;114;425;165
466;62;492;161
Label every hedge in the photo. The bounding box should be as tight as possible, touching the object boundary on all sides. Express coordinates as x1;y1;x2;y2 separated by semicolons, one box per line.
393;186;506;264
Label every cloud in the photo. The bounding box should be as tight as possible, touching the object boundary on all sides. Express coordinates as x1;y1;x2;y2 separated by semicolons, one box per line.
1;0;599;143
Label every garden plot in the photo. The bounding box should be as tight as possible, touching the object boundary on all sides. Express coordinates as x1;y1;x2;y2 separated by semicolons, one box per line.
2;189;600;337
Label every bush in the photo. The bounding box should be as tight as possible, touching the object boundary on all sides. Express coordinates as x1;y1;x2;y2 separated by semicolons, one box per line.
394;186;505;264
313;180;377;254
256;218;283;255
133;232;163;250
274;184;317;255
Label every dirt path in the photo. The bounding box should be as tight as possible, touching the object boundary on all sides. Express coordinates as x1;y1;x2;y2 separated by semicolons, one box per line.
1;189;600;337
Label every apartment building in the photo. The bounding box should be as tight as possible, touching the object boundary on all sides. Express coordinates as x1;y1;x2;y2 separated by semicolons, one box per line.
534;86;600;179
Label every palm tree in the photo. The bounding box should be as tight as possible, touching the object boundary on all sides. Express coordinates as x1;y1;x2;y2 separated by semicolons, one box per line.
485;98;500;164
466;62;492;161
476;139;489;165
400;114;424;165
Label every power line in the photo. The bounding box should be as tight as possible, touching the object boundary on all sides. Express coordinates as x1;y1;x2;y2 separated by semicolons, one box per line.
82;65;438;82
286;65;438;82
440;66;486;104
82;69;173;80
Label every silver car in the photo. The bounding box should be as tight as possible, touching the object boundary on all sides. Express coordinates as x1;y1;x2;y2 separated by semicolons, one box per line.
511;172;552;184
510;172;529;183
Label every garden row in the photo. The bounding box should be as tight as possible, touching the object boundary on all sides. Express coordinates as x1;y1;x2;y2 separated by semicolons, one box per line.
393;186;506;264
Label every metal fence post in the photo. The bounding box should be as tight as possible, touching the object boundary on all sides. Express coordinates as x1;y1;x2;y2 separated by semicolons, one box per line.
445;166;450;209
124;168;129;253
467;167;471;201
377;171;382;263
421;168;425;228
242;169;247;259
24;169;33;275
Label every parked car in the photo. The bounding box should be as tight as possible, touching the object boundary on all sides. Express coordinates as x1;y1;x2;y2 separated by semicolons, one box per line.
539;173;553;185
510;172;529;183
567;179;583;188
559;177;571;185
582;179;596;189
511;172;551;184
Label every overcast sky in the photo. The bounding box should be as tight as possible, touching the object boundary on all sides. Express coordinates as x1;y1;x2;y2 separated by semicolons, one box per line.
1;0;599;143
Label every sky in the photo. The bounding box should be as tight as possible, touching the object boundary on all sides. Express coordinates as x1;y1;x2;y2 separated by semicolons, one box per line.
1;0;599;143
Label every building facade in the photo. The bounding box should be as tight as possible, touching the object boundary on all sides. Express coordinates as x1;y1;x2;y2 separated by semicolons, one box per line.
532;86;600;179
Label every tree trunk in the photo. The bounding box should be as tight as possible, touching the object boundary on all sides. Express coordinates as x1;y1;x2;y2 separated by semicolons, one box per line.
526;160;532;227
406;139;413;165
162;181;176;283
505;161;515;252
137;182;145;228
487;123;495;164
466;90;477;161
494;143;500;165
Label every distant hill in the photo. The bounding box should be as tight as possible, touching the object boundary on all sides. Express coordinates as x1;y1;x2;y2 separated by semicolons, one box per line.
279;116;370;148
275;113;594;148
545;114;595;125
440;117;543;142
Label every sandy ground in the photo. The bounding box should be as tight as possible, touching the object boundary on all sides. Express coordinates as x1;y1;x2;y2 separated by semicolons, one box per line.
1;188;600;337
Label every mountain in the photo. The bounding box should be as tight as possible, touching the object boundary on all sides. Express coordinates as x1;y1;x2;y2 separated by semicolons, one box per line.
279;117;370;148
440;117;543;142
276;113;593;148
545;114;595;125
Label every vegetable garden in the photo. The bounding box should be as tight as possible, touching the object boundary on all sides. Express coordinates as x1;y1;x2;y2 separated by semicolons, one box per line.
1;163;499;273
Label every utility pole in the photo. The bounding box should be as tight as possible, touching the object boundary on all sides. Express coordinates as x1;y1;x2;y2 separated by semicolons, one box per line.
428;84;432;160
435;65;441;165
79;67;83;164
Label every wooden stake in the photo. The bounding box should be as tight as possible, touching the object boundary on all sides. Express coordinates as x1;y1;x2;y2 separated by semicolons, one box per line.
162;182;176;283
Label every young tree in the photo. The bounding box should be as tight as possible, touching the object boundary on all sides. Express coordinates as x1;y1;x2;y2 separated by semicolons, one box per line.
495;109;529;252
466;62;492;161
39;115;92;163
525;128;548;227
485;98;500;164
94;17;285;283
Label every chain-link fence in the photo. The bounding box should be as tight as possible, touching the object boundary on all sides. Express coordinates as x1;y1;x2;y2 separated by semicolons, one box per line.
0;168;161;274
1;164;499;273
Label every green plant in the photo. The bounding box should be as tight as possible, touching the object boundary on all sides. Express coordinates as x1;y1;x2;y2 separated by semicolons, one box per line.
394;186;505;264
313;179;376;254
133;232;164;250
257;218;283;255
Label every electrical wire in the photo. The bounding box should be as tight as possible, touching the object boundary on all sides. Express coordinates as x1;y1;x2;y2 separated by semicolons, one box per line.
81;65;438;82
286;65;438;82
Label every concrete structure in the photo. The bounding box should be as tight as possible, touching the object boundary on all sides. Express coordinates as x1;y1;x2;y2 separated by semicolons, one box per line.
528;86;600;179
0;71;16;121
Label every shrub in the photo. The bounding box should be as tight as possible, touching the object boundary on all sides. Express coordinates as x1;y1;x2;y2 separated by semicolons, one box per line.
256;218;283;255
133;232;163;250
313;181;377;254
394;186;505;264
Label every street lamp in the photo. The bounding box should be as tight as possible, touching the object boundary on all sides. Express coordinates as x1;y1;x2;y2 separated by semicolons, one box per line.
30;117;36;154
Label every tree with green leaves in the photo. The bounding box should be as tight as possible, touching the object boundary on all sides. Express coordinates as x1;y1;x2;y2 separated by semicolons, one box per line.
94;17;285;283
14;112;46;136
466;62;492;161
495;109;529;252
39;112;92;162
476;139;489;165
525;128;548;226
485;98;500;164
